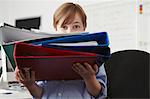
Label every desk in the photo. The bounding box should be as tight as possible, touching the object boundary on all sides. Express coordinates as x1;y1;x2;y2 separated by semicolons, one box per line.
0;88;32;99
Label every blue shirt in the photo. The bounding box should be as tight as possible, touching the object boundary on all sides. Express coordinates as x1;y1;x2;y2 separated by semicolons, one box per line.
36;64;107;99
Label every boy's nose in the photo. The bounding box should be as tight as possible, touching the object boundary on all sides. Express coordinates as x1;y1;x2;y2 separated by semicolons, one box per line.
66;29;71;33
66;28;74;33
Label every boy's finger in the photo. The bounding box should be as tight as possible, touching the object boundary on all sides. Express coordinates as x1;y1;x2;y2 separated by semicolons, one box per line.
15;72;19;80
84;62;93;72
24;68;31;80
75;63;86;72
93;64;99;73
15;66;19;72
72;64;80;73
31;71;35;81
18;71;24;82
19;70;25;80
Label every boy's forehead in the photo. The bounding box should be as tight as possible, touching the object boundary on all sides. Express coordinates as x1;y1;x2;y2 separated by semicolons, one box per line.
73;13;83;24
58;13;83;26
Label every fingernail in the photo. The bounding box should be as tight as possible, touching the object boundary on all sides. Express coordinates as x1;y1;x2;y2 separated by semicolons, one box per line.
76;63;80;65
84;62;88;64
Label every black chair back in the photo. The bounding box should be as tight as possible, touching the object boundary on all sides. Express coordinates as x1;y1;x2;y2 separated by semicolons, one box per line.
105;50;149;98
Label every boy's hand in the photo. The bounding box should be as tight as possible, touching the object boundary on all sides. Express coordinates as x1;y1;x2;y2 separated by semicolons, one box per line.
15;67;36;87
15;67;43;98
72;63;101;97
72;62;98;81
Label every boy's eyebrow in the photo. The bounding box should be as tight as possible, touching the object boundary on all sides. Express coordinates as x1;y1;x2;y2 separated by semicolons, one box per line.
73;21;81;24
61;21;81;26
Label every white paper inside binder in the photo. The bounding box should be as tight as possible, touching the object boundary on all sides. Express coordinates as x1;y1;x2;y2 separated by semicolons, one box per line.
48;41;98;46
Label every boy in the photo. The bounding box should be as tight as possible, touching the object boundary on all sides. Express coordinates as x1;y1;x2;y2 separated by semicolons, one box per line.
15;2;107;99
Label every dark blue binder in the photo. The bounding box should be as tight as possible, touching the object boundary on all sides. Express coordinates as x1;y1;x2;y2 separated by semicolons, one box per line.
28;32;89;45
31;32;109;47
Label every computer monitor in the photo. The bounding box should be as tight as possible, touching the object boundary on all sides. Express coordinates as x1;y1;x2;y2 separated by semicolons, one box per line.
15;17;41;30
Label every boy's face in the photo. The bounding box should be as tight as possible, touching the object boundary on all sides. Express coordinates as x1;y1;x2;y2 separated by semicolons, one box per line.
56;13;85;34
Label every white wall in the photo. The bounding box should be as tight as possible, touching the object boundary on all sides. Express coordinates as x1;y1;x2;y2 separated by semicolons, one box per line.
1;0;107;32
0;0;4;69
0;0;4;23
0;0;149;53
137;0;150;53
86;0;138;53
1;0;61;32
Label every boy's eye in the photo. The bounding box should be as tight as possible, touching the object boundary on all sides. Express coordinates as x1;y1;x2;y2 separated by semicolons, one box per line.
62;25;68;30
73;25;80;29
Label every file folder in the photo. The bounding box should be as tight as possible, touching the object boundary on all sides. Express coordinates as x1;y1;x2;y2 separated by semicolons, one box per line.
14;43;103;80
43;45;110;60
0;24;81;44
2;44;16;69
30;32;109;47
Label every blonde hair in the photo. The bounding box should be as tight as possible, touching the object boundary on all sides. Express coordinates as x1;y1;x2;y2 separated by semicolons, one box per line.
53;2;87;30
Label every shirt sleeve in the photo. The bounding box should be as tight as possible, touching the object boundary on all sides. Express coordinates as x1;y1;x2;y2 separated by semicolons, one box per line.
85;64;107;99
96;63;107;99
35;81;49;99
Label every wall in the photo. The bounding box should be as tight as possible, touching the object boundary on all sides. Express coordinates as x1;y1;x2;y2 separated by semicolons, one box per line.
137;0;150;53
86;0;137;53
1;0;60;32
0;0;149;53
0;0;4;23
1;0;107;32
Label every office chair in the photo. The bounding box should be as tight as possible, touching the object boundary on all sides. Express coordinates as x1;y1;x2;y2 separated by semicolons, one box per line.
104;50;149;98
